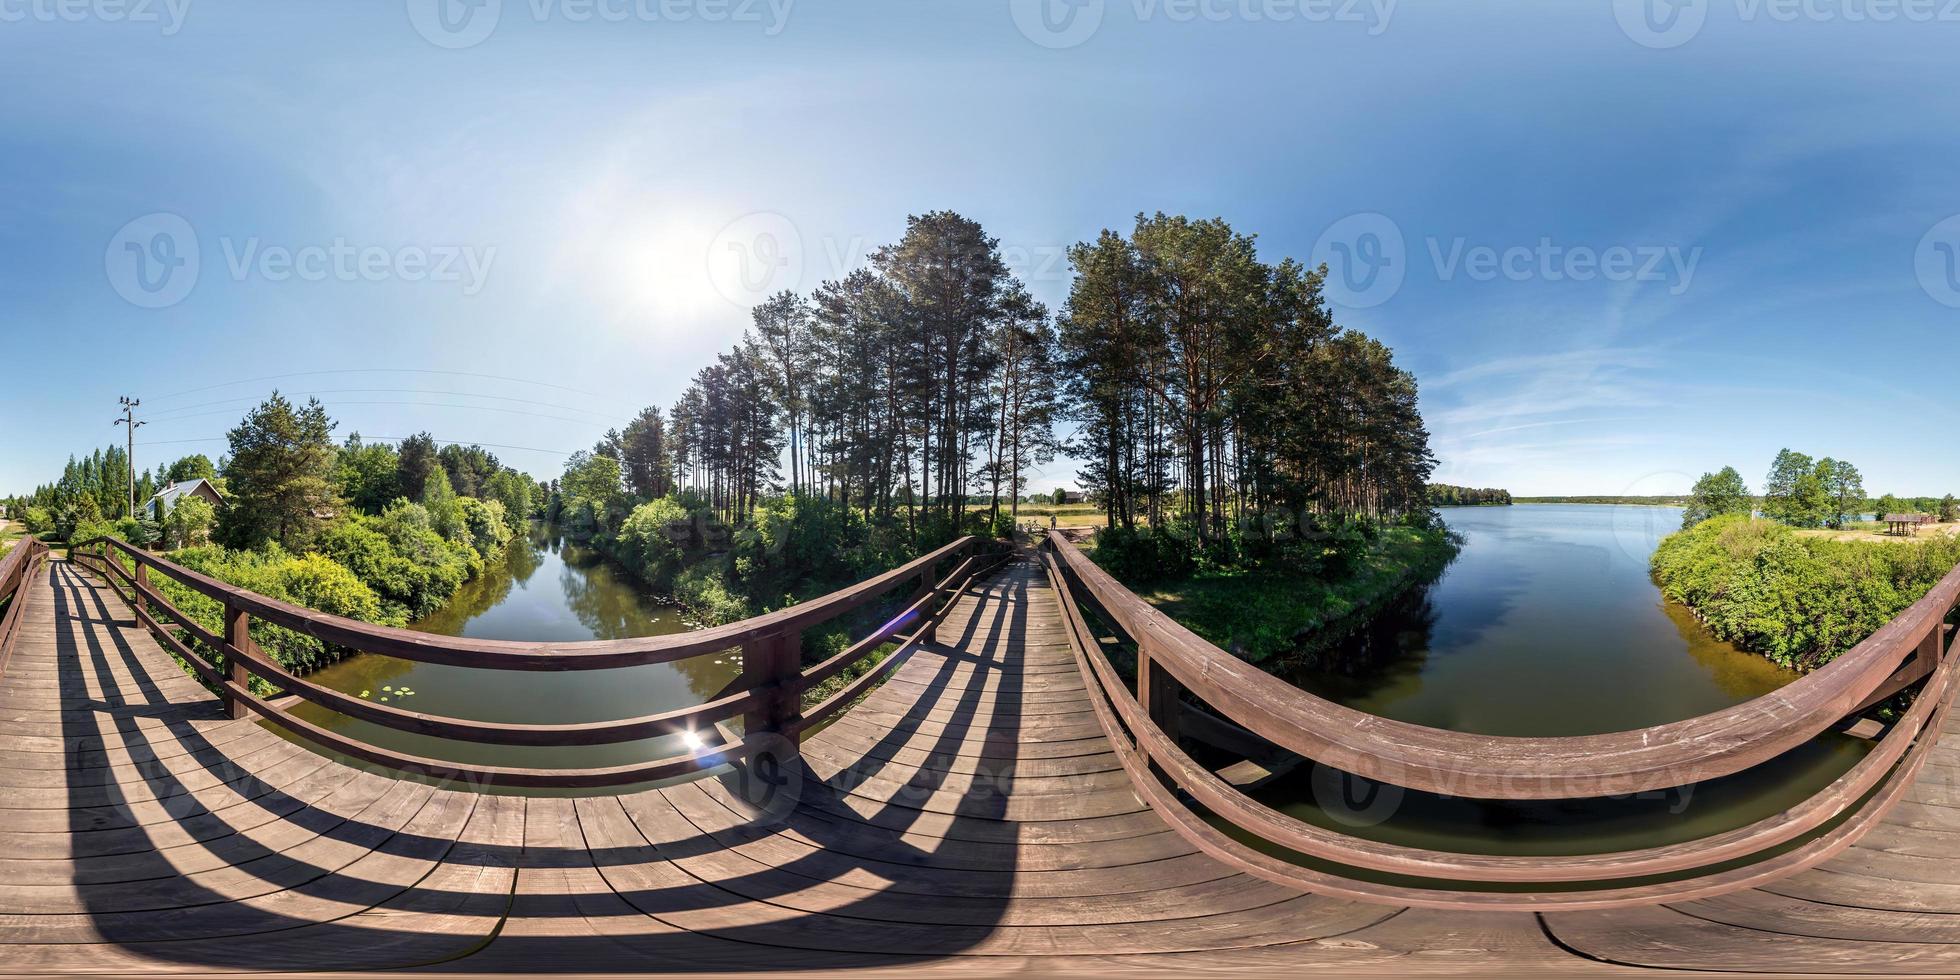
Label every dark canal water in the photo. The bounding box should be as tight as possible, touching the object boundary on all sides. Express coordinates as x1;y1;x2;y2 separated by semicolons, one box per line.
282;526;739;774
1246;503;1869;860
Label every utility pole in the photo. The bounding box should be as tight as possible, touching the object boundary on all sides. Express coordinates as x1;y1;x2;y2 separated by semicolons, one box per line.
115;396;145;520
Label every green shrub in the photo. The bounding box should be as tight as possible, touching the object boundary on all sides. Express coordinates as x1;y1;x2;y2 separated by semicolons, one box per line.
673;557;750;626
1652;514;1960;670
315;506;476;620
21;506;54;536
617;497;690;587
1091;524;1198;584
156;546;401;681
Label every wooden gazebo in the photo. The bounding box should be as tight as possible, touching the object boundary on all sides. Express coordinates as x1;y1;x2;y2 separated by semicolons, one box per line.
1883;513;1936;536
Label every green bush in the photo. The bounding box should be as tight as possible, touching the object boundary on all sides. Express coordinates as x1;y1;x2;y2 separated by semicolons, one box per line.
21;506;54;536
1651;514;1960;670
673;557;750;626
617;497;690;587
156;546;401;681
314;504;477;620
1091;524;1198;584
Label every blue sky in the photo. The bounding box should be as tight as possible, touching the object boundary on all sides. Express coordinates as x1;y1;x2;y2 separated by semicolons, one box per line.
3;0;1957;498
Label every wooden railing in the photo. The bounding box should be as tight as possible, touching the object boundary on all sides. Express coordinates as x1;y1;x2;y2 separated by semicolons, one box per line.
0;536;50;674
70;534;1010;789
1043;529;1960;911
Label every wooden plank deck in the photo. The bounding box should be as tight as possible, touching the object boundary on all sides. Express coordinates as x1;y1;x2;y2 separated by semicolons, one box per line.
0;556;1957;975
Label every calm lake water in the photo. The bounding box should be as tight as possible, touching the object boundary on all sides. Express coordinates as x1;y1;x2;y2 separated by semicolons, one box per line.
283;526;739;773
1248;503;1869;859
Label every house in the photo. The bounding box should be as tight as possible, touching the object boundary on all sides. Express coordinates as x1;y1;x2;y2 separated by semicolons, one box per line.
1059;491;1088;505
145;479;225;522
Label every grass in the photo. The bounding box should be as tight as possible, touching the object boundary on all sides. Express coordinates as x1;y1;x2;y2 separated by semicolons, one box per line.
966;502;1112;528
1794;520;1960;544
1108;526;1460;666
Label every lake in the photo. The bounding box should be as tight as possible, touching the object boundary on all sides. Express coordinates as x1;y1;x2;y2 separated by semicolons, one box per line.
1247;503;1869;859
283;526;739;774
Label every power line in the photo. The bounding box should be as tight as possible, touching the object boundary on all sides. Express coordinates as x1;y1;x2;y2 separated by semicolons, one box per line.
143;388;631;424
140;435;579;457
148;368;621;407
143;401;616;428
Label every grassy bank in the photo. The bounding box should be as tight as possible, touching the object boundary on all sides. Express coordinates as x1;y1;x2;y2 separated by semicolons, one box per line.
1091;524;1461;666
1652;514;1960;671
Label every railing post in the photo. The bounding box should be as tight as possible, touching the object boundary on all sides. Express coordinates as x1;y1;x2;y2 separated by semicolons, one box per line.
223;601;255;720
740;628;804;754
132;558;149;621
1137;643;1183;749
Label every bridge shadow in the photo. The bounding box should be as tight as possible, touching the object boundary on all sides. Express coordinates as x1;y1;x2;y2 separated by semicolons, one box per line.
36;557;1040;972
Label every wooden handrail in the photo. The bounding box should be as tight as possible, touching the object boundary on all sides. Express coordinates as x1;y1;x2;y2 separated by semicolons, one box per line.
1046;529;1955;799
1041;528;1960;909
0;536;50;676
68;533;1012;787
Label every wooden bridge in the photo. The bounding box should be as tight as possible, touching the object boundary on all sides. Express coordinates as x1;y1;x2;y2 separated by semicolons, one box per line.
2;529;1960;975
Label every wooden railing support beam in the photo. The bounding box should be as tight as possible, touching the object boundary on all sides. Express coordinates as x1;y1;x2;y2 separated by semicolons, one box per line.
741;628;804;755
223;601;254;721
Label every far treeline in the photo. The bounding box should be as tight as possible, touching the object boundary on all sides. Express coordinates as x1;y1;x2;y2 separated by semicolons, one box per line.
1681;450;1958;531
1428;484;1512;506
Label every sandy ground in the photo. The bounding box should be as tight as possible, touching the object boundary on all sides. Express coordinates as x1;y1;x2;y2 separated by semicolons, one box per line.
1796;520;1960;544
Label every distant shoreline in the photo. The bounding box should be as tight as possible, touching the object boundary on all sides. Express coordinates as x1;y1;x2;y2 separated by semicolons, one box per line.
1510;498;1686;507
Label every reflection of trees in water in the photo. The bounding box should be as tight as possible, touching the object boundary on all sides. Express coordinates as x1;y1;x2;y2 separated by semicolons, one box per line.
1659;596;1796;702
668;645;743;699
554;534;742;696
503;525;546;583
411;543;522;636
1285;586;1439;704
286;655;416;731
